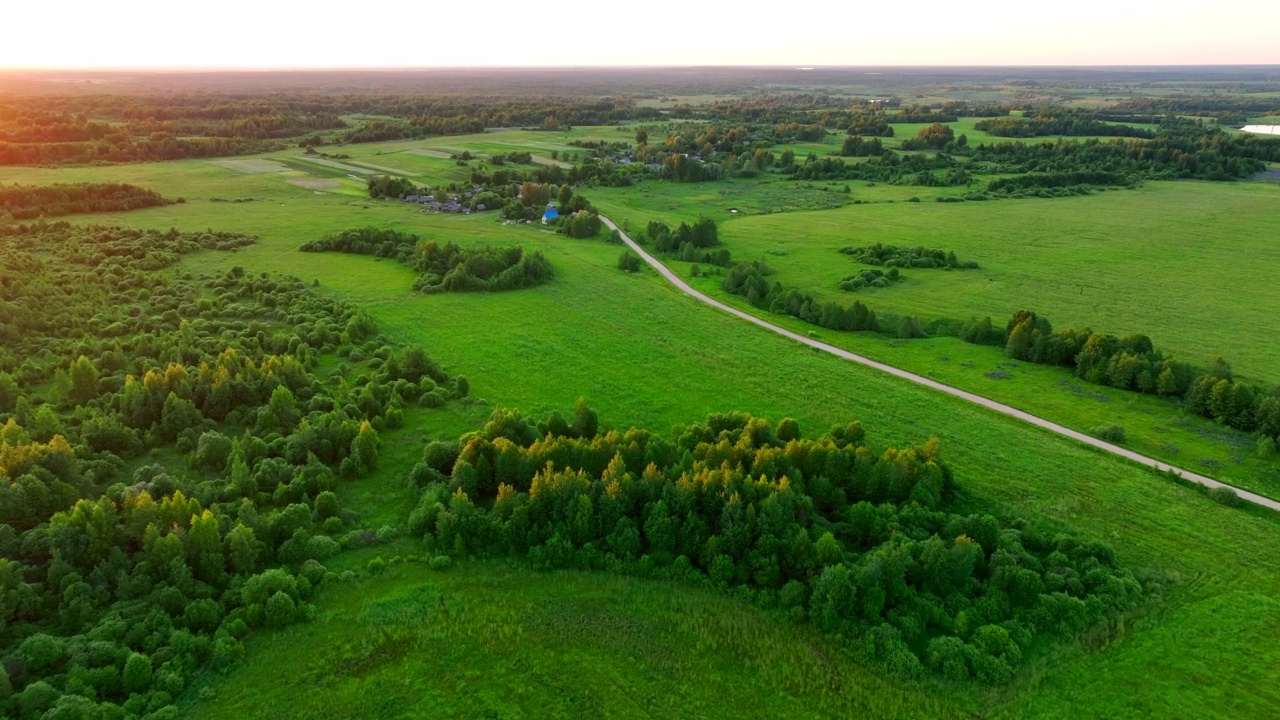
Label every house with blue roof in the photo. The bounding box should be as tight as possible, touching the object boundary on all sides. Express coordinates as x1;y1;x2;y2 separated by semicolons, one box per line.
541;205;559;224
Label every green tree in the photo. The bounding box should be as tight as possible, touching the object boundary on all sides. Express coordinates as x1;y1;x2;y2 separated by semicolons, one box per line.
0;371;16;413
123;652;153;695
635;129;648;145
350;420;380;474
68;355;100;405
228;523;261;575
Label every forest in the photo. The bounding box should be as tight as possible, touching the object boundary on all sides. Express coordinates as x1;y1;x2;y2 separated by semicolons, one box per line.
0;221;468;719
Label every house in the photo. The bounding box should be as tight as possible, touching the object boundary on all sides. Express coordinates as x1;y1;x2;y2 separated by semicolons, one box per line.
542;208;559;224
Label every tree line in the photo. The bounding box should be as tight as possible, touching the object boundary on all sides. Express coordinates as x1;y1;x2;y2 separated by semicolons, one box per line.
0;183;176;221
405;406;1143;683
975;111;1157;139
996;310;1280;443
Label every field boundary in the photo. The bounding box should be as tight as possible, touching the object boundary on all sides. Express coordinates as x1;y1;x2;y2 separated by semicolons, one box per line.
600;215;1280;513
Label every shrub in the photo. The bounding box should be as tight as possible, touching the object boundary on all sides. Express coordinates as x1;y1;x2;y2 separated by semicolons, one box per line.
1207;485;1243;508
1093;425;1126;444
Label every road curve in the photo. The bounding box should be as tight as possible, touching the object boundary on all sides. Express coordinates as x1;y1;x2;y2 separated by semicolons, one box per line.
601;215;1280;513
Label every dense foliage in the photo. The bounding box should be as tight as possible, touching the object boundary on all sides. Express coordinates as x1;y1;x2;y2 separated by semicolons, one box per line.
975;111;1156;139
300;228;553;294
0;222;463;719
723;261;882;333
406;408;1144;682
997;310;1280;440
0;183;175;221
839;244;979;270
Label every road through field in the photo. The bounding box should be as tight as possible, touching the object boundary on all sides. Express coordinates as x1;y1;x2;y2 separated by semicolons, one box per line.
600;215;1280;513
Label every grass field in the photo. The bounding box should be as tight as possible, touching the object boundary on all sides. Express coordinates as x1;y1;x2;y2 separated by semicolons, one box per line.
160;215;1280;719
3;130;1280;719
597;180;1280;381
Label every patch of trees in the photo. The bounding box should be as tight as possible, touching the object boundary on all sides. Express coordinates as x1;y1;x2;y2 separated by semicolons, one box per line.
789;153;966;186
0;221;464;718
301;228;553;295
892;106;959;124
846;109;894;137
901;124;961;151
996;310;1280;441
617;251;642;272
642;219;731;266
723;261;881;332
985;171;1129;196
841;135;885;157
0;183;175;221
976;111;1157;139
839;268;903;291
367;175;417;200
840;244;979;270
406;407;1144;683
969;127;1280;182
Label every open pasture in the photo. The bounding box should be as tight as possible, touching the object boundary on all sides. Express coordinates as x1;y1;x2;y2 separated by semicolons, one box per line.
647;180;1280;382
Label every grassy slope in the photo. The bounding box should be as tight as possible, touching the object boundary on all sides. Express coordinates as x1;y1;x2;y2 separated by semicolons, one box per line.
2;141;1279;718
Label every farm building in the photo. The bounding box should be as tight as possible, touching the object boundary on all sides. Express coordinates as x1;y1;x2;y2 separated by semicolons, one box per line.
542;207;559;224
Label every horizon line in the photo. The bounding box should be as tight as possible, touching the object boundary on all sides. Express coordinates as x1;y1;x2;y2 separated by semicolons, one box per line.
3;63;1280;73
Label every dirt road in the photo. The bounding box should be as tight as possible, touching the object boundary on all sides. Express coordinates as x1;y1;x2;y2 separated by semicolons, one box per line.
601;215;1280;512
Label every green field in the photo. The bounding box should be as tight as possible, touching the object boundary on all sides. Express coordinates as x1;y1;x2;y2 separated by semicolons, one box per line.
3;127;1280;719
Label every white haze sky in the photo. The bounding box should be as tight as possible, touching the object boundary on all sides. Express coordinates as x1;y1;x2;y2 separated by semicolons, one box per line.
2;0;1278;69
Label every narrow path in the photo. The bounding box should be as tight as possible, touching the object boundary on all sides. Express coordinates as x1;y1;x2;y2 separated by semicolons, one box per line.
601;216;1280;513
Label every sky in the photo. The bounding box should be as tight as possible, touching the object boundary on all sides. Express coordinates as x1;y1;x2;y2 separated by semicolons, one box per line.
3;0;1278;69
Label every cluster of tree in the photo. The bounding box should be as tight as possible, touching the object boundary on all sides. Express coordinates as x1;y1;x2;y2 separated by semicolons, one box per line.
840;135;886;157
892;106;959;124
0;136;279;167
975;111;1156;139
1110;96;1280;116
405;407;1144;682
984;171;1130;196
839;244;979;270
645;218;719;251
617;251;642;273
723;261;882;333
0;183;175;221
0;221;464;718
642;219;731;266
488;151;533;165
997;310;1280;440
839;268;903;292
301;229;553;295
557;211;603;239
788;153;963;185
366;175;417;200
846;109;894;137
900;124;964;151
969;127;1280;183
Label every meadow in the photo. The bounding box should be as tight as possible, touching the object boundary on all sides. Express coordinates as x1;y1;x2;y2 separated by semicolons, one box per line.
2;124;1279;719
163;211;1280;719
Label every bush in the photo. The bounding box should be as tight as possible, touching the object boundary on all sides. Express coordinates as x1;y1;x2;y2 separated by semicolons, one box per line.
1207;485;1243;508
1093;425;1126;444
429;555;453;571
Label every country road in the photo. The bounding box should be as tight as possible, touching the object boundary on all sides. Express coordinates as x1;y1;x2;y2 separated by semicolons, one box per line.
600;215;1280;513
